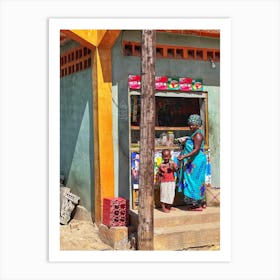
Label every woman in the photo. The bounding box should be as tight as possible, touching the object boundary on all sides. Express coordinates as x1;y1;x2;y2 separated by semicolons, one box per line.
177;114;206;211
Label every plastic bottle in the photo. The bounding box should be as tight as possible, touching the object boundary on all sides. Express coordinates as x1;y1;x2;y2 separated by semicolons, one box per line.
160;132;168;146
167;131;175;146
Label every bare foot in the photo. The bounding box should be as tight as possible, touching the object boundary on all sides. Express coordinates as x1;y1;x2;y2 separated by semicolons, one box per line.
166;204;176;211
187;206;203;211
161;208;170;213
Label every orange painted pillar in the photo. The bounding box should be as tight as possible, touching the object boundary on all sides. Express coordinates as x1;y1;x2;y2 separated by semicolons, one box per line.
94;48;115;224
68;30;120;224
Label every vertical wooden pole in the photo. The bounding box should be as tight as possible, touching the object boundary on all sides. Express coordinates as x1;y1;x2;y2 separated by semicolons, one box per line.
138;30;156;250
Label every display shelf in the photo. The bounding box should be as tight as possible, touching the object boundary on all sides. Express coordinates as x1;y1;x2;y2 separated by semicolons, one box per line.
131;125;190;131
130;145;181;152
130;145;209;152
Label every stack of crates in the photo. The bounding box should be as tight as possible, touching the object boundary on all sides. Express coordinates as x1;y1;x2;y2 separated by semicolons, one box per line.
102;197;129;227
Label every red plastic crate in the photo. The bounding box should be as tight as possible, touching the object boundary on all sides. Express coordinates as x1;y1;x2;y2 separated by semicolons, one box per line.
102;197;129;227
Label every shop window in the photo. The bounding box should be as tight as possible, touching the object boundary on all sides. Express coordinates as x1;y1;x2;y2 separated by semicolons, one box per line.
130;95;203;142
156;97;200;127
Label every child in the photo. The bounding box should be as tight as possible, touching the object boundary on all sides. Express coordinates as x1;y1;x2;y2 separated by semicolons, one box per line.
157;149;177;213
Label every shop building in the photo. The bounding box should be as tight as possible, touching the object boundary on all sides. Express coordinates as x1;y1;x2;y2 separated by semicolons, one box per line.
60;30;220;224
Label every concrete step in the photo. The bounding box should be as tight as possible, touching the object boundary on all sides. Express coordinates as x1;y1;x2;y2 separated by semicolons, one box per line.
129;206;220;250
154;206;219;227
154;221;220;250
129;206;220;228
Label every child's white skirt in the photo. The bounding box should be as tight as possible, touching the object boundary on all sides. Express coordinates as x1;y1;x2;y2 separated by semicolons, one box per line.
160;181;176;204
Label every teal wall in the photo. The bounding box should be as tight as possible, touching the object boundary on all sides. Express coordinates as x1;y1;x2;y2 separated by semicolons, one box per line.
112;31;220;200
204;86;220;188
60;41;94;213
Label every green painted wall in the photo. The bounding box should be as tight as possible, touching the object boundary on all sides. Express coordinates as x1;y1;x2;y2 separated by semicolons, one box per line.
204;86;220;187
112;31;220;200
60;41;94;212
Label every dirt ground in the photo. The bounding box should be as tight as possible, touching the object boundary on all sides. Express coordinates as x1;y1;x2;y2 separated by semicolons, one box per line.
60;219;113;250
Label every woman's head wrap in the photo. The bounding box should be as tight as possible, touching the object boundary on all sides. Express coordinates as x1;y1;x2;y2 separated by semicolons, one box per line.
188;114;202;126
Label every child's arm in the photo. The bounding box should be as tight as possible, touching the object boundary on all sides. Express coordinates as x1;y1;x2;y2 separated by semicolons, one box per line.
158;164;166;176
159;163;167;172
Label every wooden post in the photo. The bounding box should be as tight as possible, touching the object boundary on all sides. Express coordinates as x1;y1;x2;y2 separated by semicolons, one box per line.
137;30;156;250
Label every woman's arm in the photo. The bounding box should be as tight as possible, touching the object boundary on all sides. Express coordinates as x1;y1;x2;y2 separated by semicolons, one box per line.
177;132;203;161
168;160;177;171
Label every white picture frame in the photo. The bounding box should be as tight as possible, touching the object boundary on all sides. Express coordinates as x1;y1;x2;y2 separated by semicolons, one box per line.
1;1;279;279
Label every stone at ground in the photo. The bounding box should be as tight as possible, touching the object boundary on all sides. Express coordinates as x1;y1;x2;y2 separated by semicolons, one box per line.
72;205;92;222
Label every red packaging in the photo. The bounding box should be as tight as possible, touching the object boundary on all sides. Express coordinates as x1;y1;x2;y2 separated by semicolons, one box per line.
179;78;192;91
155;76;168;90
128;75;141;89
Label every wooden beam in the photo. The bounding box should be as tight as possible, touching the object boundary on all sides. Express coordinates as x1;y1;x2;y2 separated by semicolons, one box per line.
64;30;120;48
98;30;121;48
69;30;98;46
156;30;220;38
61;30;95;49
